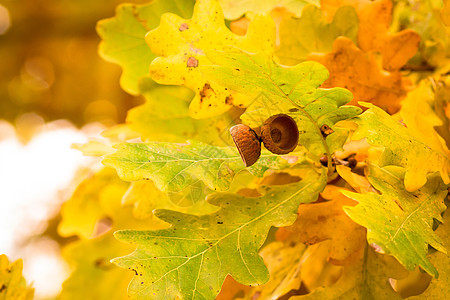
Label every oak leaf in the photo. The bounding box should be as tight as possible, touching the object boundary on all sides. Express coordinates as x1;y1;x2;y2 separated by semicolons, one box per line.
112;167;326;299
351;103;450;191
97;0;195;94
307;37;408;114
0;255;34;300
277;5;358;65
343;165;448;277
147;0;275;118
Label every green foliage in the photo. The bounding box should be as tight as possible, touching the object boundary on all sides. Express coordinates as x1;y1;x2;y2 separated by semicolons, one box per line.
56;0;450;299
343;165;448;277
97;0;195;95
201;49;361;157
102;140;294;192
112;167;326;299
351;102;450;192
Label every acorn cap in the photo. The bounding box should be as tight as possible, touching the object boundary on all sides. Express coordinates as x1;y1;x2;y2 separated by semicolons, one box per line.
230;124;261;167
261;114;299;155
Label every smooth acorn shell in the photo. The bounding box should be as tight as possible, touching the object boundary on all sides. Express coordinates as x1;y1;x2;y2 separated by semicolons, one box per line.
230;124;261;167
261;114;299;154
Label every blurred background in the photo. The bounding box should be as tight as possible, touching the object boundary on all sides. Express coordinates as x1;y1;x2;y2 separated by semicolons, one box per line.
0;0;147;298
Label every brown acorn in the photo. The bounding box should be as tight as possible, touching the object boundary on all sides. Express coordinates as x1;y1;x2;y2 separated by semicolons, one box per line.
261;114;299;154
230;124;261;167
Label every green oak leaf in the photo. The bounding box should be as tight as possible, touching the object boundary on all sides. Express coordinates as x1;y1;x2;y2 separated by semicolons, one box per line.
96;0;194;95
127;78;235;146
351;102;450;191
218;0;319;20
112;166;326;299
342;165;448;277
102;140;297;192
0;255;34;300
277;5;358;65
410;211;450;299
200;49;361;158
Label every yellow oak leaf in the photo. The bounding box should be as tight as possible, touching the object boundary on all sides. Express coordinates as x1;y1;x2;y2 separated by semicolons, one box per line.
146;0;275;118
321;0;420;71
248;241;307;299
0;255;34;300
336;165;374;194
277;185;366;264
293;245;407;300
308;37;408;113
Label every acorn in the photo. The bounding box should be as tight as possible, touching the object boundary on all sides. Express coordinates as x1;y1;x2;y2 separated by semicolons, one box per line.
230;124;261;167
261;114;299;155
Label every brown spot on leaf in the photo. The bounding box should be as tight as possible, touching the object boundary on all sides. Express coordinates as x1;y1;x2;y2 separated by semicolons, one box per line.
187;57;198;68
320;124;334;137
179;23;189;31
0;284;6;293
199;83;215;102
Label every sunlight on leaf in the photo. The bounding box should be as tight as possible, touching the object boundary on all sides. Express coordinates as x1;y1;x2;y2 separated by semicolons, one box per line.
103;140;295;192
112;166;326;299
147;0;275;118
351;102;450;191
343;165;448;277
97;0;195;95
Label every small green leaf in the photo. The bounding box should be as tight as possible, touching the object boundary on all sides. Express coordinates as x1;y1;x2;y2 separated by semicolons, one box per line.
342;165;448;277
351;102;450;191
112;166;326;299
96;0;195;94
277;5;359;65
103;140;297;192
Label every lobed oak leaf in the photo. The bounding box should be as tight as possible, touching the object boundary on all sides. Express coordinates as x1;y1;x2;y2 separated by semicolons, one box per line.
96;0;195;95
343;165;448;277
277;5;358;65
292;245;407;300
0;255;34;300
321;0;420;71
146;0;275;119
247;241;307;299
351;102;450;191
409;211;450;299
58;168;129;239
307;37;407;114
336;165;374;194
200;48;361;159
277;185;367;264
112;167;326;299
127;79;234;146
102;140;296;192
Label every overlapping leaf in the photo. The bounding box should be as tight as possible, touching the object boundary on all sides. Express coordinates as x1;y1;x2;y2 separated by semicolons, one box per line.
293;245;407;300
351;102;450;191
0;255;34;300
146;0;275;118
410;211;450;299
321;0;420;71
218;0;319;20
200;48;361;158
308;37;408;113
112;167;326;299
96;0;195;94
248;241;307;299
278;185;366;264
102;140;295;192
277;5;358;65
127;79;234;146
342;165;448;277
